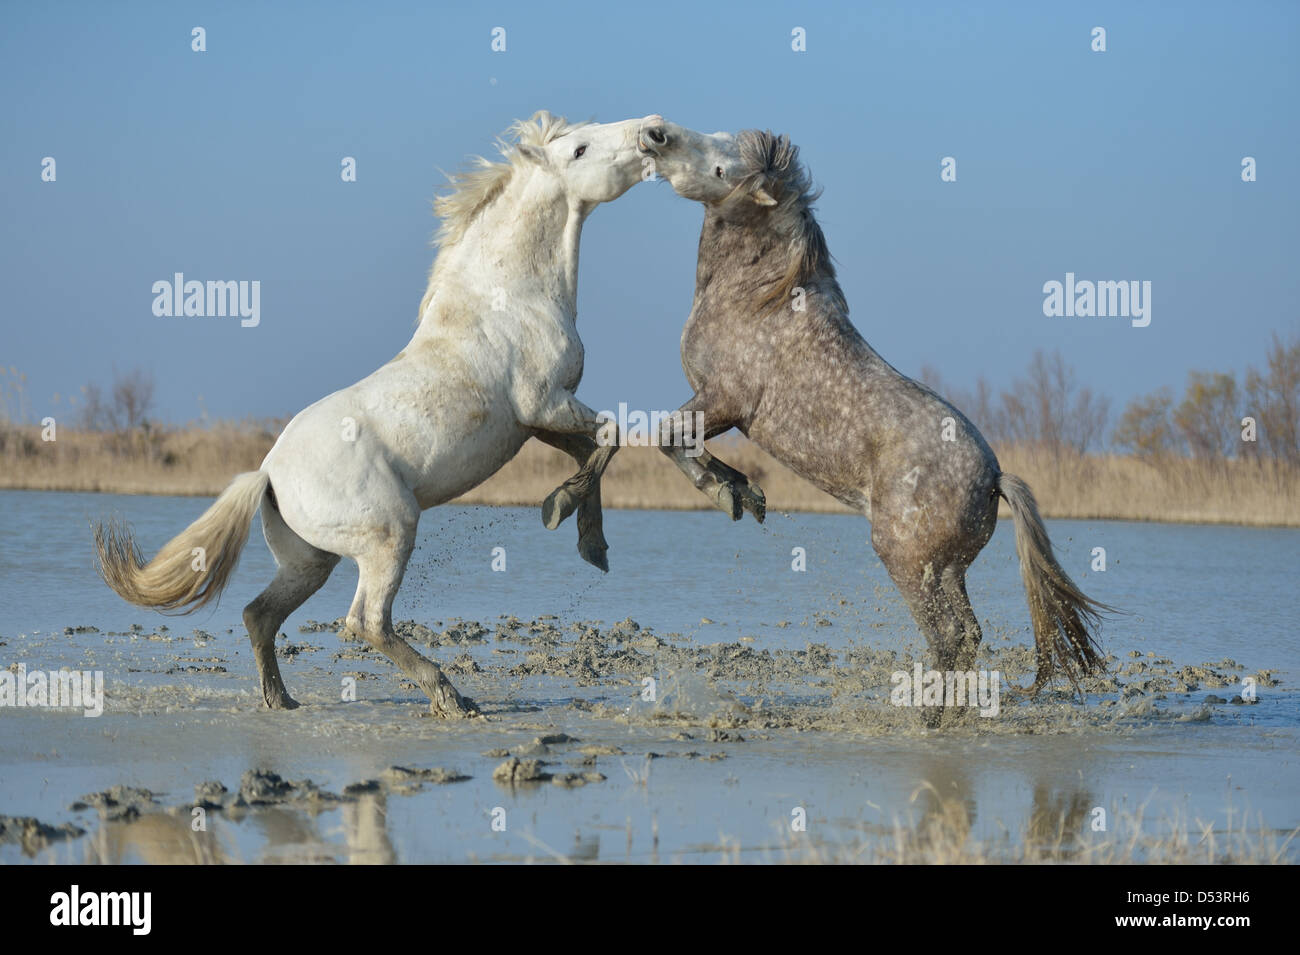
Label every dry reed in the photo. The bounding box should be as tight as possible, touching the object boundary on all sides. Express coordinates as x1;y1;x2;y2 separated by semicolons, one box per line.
1;425;1296;527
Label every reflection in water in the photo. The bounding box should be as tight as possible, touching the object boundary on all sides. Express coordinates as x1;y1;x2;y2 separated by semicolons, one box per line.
881;755;1095;863
74;784;399;864
910;757;977;849
249;807;336;864
86;812;225;865
1026;784;1094;860
343;795;396;865
568;831;600;862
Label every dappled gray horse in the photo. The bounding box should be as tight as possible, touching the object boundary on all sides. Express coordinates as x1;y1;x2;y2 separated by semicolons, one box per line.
552;123;1110;703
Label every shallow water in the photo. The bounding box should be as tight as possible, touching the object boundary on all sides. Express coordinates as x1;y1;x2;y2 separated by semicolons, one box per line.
0;490;1295;863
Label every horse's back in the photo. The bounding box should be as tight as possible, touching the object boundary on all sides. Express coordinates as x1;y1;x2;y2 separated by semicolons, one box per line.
259;348;529;553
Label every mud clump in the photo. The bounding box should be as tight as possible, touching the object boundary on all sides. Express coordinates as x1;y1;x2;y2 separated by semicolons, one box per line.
550;772;606;788
194;781;228;809
447;653;481;674
578;744;624;757
202;767;469;809
69;786;157;821
516;732;581;756
237;769;341;808
493;757;547;784
491;756;606;788
0;815;85;855
379;766;470;790
299;618;346;633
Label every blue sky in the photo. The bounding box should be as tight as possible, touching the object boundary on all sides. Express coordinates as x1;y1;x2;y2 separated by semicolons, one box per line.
2;0;1297;428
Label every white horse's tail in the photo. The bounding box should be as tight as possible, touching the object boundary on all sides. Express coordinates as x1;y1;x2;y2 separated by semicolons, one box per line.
997;471;1111;683
94;471;269;613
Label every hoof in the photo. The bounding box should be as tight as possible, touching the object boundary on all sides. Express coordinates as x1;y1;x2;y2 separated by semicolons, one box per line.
739;482;766;523
542;487;579;530
1026;674;1050;697
578;539;609;573
430;697;480;720
1003;676;1048;702
427;682;481;720
715;484;743;521
264;691;300;711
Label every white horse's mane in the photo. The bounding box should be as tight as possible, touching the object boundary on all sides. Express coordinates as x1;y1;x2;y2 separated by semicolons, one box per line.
419;111;588;319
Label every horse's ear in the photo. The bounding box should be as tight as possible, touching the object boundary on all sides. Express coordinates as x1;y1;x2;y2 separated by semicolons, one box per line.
750;187;778;207
516;143;546;165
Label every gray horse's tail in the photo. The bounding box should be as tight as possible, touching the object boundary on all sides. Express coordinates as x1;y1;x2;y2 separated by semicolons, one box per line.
94;471;269;613
997;472;1110;685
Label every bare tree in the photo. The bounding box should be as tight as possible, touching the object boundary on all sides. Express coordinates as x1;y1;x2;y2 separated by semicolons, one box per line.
111;367;155;430
78;368;156;432
1001;350;1109;459
1113;387;1176;458
1173;370;1238;460
78;382;110;430
1245;332;1300;463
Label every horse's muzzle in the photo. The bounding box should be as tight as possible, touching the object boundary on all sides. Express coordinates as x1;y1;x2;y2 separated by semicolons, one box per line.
638;118;668;154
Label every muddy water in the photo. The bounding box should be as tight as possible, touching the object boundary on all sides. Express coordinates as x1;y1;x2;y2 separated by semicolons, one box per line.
0;490;1296;863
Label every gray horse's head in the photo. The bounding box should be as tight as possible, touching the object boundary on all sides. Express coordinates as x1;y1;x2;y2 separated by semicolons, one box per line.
637;119;742;203
638;122;818;214
730;129;821;210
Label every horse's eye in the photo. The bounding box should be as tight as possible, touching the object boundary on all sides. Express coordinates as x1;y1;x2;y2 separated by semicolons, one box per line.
573;145;587;159
715;166;724;178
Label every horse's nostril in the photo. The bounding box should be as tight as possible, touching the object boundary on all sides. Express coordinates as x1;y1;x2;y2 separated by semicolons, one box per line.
649;128;667;145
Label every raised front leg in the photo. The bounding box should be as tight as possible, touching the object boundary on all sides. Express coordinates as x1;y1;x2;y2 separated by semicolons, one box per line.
533;430;610;572
521;392;623;546
659;395;765;523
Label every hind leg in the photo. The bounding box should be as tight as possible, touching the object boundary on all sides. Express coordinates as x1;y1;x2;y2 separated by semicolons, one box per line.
941;565;983;674
885;561;963;728
872;523;966;727
346;531;477;719
877;557;963;673
243;502;339;710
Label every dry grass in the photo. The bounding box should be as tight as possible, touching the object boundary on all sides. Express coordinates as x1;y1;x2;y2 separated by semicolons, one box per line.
992;447;1299;527
1;424;1296;526
0;423;276;496
753;789;1298;864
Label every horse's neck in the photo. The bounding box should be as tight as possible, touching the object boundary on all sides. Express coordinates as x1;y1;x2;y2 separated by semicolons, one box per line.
421;169;587;331
695;206;840;317
693;207;890;371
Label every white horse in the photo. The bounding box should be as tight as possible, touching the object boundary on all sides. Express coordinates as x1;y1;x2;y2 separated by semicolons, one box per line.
96;111;665;718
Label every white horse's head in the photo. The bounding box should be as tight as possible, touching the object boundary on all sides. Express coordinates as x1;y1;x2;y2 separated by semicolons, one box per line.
636;120;751;205
513;112;666;207
423;112;672;315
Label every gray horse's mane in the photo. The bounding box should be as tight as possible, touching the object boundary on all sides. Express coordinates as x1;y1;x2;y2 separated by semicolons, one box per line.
733;129;846;315
419;111;588;319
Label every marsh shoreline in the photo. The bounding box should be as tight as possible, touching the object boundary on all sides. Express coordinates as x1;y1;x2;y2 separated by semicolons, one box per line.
2;430;1297;527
